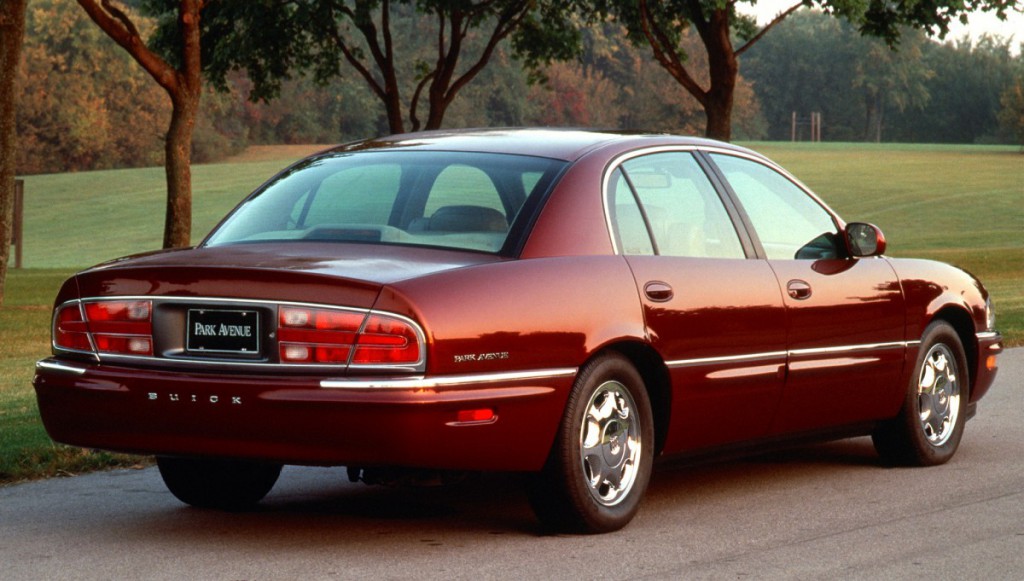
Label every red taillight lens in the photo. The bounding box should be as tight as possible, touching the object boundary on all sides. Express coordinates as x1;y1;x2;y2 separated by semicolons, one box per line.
54;304;92;351
278;307;422;366
54;300;154;356
278;307;363;364
352;314;421;365
86;300;154;356
84;301;151;322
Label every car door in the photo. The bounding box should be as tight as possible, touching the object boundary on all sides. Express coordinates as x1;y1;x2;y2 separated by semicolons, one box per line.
607;150;788;453
706;152;906;435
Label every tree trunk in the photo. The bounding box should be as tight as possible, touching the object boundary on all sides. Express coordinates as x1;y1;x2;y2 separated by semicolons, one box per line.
0;0;28;306
703;91;734;141
163;93;198;248
697;9;738;141
864;91;883;143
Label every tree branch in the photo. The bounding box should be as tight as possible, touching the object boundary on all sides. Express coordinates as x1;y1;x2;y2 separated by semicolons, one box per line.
639;0;707;105
445;3;527;106
77;0;178;93
328;23;385;100
736;1;803;57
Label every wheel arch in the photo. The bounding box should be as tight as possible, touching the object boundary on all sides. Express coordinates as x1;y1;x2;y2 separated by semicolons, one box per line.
599;341;672;456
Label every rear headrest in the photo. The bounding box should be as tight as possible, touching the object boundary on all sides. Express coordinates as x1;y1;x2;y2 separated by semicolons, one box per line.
428;205;507;232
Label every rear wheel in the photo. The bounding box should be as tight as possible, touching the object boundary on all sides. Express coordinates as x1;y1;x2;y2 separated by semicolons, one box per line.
527;353;654;533
872;321;969;466
157;456;282;510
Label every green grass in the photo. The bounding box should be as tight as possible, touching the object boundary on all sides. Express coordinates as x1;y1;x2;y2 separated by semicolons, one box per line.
2;143;1021;484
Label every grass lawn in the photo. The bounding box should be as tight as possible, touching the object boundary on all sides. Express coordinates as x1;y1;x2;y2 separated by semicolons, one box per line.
2;142;1021;484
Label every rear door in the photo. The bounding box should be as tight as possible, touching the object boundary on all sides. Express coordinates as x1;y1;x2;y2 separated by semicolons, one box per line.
607;150;788;453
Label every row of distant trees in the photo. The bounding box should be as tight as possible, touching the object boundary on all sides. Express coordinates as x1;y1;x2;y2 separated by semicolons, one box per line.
0;0;1020;304
13;1;1024;178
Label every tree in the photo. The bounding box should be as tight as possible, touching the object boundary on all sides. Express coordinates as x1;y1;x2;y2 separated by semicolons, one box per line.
77;0;205;248
854;34;933;142
0;0;28;306
164;0;580;135
998;78;1024;146
596;0;1017;141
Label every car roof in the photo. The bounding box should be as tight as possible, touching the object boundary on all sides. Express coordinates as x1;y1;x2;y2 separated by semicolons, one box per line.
320;128;754;162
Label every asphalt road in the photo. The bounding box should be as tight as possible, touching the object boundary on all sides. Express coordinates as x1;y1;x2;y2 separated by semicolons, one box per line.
3;348;1021;580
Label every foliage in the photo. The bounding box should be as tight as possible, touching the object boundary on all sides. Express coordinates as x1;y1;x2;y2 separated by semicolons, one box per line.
14;0;169;174
744;11;1022;143
998;78;1024;146
590;0;1018;141
890;36;1019;144
143;0;583;134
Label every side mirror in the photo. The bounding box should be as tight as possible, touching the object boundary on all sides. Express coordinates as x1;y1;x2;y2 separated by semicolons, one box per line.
846;222;886;257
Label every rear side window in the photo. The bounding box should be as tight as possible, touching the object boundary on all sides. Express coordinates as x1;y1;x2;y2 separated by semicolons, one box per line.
205;151;566;254
608;151;745;259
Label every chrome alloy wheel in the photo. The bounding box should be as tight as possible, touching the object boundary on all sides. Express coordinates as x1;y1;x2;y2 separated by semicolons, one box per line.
579;380;642;506
918;343;960;446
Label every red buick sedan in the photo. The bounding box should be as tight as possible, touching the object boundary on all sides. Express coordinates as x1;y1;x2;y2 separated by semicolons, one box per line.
34;129;1002;533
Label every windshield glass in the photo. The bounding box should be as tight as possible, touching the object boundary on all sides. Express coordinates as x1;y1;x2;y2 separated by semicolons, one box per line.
204;151;567;254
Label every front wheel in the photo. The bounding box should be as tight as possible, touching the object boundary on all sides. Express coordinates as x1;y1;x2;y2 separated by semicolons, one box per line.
157;456;282;511
527;353;654;533
872;321;970;466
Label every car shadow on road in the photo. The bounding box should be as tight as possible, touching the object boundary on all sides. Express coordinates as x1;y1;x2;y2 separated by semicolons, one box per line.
119;436;887;543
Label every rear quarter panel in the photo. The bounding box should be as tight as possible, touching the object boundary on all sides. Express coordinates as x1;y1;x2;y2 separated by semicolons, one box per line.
375;256;647;376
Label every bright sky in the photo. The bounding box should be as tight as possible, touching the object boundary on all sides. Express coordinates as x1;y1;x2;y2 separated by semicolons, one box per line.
738;1;1023;50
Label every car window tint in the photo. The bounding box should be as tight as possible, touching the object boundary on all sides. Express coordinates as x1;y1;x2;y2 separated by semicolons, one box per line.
608;168;655;255
205;151;567;255
711;154;842;260
303;164;401;227
621;152;744;259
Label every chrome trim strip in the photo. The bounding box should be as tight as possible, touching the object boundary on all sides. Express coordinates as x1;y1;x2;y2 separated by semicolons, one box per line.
666;341;912;369
666;350;787;368
320;368;578;390
788;341;908;357
976;332;1000;341
36;360;87;376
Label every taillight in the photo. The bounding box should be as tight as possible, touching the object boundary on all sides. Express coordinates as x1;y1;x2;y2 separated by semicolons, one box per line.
278;306;422;367
53;300;153;356
54;303;91;351
352;314;421;365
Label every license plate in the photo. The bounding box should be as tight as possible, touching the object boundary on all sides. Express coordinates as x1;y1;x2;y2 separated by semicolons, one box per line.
186;309;260;355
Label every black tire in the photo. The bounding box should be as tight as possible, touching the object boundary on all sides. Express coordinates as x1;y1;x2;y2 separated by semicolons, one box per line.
527;353;654;533
872;321;970;466
157;456;282;511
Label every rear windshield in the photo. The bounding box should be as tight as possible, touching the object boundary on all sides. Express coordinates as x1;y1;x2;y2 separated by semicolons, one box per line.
204;151;567;254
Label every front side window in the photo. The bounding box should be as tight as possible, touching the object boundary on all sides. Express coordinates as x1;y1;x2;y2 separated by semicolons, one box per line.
711;154;843;260
204;151;566;254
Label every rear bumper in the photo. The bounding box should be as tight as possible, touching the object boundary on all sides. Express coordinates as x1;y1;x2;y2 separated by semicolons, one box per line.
33;358;574;472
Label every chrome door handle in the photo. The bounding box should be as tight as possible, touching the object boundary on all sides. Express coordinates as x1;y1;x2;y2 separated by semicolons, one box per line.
787;279;812;300
644;281;674;302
